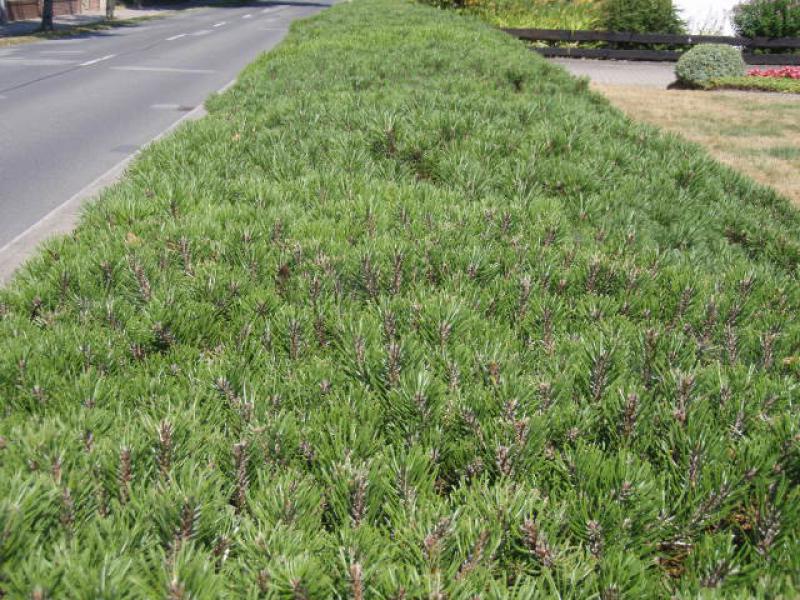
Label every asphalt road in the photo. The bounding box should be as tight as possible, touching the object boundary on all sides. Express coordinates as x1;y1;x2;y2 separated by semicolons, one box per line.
0;1;329;252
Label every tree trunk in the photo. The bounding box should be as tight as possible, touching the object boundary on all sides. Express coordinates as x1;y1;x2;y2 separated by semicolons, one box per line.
0;0;8;26
41;0;54;31
106;0;115;19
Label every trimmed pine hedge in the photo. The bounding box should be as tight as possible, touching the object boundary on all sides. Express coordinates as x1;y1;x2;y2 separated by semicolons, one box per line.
707;76;800;93
1;0;799;597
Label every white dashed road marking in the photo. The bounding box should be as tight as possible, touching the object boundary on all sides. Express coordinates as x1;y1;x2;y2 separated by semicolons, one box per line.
213;21;226;27
241;13;252;19
166;33;187;41
192;29;212;36
79;54;116;67
112;66;216;74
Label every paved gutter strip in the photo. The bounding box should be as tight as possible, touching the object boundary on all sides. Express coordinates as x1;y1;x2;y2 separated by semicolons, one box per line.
111;65;216;73
0;94;219;284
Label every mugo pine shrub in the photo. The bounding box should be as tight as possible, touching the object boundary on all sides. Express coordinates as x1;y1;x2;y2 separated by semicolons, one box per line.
1;0;800;597
734;0;800;38
675;43;747;87
601;0;685;33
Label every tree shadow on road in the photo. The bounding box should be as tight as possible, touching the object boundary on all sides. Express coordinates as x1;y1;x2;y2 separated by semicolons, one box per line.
122;0;331;11
0;0;330;45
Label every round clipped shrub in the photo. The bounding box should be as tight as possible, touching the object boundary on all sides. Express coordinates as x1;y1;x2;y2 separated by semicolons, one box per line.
675;44;746;87
734;0;800;39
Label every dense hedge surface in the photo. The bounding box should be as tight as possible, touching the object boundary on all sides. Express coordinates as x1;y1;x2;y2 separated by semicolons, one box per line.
2;0;800;597
600;0;684;34
733;0;800;39
708;76;800;93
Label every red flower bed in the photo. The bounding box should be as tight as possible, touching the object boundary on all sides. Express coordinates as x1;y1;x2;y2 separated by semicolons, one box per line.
747;67;800;79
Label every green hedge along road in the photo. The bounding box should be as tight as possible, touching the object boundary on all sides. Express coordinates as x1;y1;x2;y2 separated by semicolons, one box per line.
1;0;799;597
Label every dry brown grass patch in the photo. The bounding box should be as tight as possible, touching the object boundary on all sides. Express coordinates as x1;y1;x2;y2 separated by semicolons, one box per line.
594;84;800;204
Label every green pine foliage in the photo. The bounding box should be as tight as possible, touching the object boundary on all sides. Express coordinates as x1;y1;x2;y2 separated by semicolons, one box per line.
600;0;685;33
733;0;800;39
2;0;800;596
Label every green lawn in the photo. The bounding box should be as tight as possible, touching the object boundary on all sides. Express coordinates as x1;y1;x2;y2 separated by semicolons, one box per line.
1;0;800;597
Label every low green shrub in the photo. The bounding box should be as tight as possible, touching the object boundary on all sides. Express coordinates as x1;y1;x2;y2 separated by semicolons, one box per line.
675;43;746;87
462;0;601;30
2;0;800;597
733;0;800;38
708;75;800;92
600;0;684;33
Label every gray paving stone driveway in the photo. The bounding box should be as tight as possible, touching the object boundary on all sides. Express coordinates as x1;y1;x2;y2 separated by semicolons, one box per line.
549;58;778;88
549;58;677;87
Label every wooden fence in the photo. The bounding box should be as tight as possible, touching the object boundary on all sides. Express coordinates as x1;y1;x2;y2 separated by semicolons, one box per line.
502;29;800;65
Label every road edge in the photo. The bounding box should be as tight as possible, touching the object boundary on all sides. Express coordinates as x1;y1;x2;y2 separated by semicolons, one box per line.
0;97;217;285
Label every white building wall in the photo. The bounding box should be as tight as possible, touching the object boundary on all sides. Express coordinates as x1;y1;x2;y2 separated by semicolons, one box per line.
674;0;741;35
